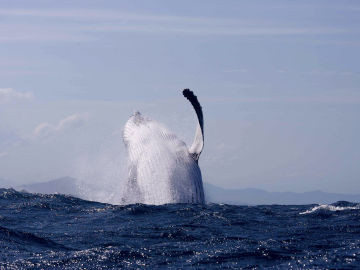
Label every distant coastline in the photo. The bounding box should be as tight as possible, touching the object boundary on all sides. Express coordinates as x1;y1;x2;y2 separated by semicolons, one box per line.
205;183;360;205
8;177;360;205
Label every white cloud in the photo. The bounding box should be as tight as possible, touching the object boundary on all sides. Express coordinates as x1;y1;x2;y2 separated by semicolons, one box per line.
0;152;8;158
33;123;54;137
33;113;85;138
57;114;84;131
0;88;33;103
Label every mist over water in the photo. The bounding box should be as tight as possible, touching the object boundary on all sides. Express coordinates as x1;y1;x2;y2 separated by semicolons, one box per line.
74;129;129;205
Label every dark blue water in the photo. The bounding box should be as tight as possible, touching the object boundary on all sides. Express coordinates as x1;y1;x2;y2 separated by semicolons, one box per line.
1;188;360;269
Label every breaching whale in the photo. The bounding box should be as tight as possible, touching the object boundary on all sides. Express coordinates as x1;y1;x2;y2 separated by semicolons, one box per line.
122;89;205;205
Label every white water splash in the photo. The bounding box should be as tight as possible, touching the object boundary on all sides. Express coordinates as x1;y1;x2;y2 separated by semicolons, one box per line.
300;204;360;215
73;112;204;205
74;130;129;205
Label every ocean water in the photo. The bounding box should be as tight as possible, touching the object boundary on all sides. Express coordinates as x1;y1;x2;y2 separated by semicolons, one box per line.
1;188;360;269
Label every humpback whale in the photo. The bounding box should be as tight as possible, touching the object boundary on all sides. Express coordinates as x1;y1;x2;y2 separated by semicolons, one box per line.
122;89;205;205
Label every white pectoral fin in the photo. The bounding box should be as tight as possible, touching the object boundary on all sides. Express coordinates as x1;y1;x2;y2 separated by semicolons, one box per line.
183;89;204;161
189;124;203;161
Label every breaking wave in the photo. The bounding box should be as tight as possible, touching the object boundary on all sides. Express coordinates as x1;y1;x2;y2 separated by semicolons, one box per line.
300;201;360;215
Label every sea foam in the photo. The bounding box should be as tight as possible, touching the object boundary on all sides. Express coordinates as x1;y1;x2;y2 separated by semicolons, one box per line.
300;203;360;215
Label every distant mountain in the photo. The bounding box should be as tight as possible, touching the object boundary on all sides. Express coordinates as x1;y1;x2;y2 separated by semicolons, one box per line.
17;177;80;197
14;177;360;205
204;183;360;205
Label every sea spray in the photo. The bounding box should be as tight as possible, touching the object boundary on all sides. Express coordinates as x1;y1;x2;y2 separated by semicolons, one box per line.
74;113;204;205
74;129;129;204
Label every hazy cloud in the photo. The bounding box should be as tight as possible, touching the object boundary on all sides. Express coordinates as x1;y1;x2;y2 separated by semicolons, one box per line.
33;114;85;138
0;88;33;103
0;8;353;43
57;114;85;131
0;152;8;158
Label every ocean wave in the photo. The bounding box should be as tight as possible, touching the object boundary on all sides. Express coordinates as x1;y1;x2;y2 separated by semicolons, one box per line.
1;190;360;268
300;202;360;215
0;225;70;251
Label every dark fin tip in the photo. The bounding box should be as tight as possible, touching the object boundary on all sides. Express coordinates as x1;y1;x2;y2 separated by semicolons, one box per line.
181;88;204;133
183;88;193;98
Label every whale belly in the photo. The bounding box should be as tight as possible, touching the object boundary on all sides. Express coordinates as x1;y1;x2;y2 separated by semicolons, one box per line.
136;144;204;204
123;113;204;205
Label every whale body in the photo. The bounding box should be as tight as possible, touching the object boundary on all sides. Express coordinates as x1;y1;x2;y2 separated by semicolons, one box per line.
122;89;205;205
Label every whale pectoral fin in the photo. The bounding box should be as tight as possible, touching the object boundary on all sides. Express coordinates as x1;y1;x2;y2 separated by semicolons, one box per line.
183;89;204;161
188;124;203;162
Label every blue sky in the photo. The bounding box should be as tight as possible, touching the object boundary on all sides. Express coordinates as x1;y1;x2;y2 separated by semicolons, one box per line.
0;1;360;193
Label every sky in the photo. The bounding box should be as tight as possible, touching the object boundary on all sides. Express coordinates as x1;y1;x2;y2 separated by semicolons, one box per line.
0;0;360;193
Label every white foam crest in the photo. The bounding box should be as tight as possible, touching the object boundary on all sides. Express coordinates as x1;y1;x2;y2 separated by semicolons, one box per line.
300;204;360;215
